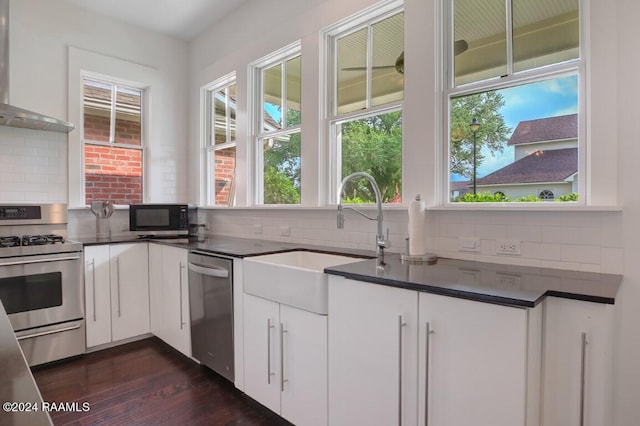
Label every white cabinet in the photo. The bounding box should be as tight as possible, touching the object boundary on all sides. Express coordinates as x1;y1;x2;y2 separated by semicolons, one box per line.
148;243;191;357
84;243;150;348
542;296;614;426
328;277;418;426
328;276;540;426
418;292;539;426
244;293;327;426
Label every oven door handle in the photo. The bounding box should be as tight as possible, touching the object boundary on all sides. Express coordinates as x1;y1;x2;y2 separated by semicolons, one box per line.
0;254;80;267
16;323;82;341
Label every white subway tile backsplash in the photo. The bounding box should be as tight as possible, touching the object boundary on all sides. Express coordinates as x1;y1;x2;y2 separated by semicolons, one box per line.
197;208;623;274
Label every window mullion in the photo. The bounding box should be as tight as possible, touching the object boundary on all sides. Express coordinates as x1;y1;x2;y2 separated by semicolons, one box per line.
110;85;117;144
281;60;287;129
505;0;514;76
366;24;373;109
225;87;231;145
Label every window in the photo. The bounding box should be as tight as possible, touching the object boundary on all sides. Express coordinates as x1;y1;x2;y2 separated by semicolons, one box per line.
251;44;302;205
446;0;581;203
539;189;555;200
204;75;237;206
82;77;145;205
325;3;404;204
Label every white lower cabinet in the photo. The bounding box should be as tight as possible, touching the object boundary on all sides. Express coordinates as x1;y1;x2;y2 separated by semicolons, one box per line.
328;276;541;426
148;243;191;357
243;293;327;426
418;292;539;426
542;296;614;426
84;243;150;348
328;277;418;426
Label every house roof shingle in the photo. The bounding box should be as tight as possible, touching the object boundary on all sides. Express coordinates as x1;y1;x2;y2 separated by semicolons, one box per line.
477;147;577;185
508;114;577;146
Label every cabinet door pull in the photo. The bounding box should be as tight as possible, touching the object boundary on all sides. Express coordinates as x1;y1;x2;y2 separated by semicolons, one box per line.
90;258;96;322
580;332;588;426
267;318;275;384
179;261;186;330
398;315;407;426
280;322;289;392
424;322;434;426
116;257;121;317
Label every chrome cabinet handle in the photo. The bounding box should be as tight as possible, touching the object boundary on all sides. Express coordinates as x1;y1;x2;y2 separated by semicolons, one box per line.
90;258;96;322
267;318;275;384
580;332;588;426
179;261;186;330
398;315;407;426
424;322;434;426
116;257;121;317
280;322;289;392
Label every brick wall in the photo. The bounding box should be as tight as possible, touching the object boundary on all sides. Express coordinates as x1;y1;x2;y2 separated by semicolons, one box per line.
84;112;143;205
85;145;142;205
214;147;236;205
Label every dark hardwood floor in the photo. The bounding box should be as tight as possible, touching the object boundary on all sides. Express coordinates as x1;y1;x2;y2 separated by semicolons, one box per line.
32;337;291;426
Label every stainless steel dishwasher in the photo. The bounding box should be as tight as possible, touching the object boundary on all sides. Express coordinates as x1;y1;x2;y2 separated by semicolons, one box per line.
188;250;234;382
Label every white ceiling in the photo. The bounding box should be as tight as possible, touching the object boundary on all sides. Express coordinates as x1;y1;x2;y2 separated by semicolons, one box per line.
61;0;251;41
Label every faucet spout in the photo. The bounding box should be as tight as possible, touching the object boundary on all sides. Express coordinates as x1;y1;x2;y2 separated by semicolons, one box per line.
336;172;390;257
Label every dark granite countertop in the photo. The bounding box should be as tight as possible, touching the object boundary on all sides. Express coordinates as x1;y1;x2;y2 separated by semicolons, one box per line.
73;235;622;307
324;254;622;307
73;234;374;259
0;304;52;426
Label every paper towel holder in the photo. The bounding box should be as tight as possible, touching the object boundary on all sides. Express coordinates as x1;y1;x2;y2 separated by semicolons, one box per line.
401;237;438;264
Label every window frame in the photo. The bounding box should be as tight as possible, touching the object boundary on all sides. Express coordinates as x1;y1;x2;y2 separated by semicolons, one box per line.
81;72;148;206
248;41;302;206
323;0;405;205
441;0;587;207
202;72;237;206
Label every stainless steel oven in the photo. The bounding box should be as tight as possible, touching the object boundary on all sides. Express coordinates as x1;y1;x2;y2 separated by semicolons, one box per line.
0;204;85;366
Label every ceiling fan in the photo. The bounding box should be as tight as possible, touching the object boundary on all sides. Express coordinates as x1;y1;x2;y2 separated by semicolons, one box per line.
342;40;468;75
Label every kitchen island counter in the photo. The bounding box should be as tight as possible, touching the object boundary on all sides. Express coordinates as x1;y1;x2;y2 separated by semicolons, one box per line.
0;303;52;426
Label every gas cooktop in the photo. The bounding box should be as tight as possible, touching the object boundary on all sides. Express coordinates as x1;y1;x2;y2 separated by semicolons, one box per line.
0;234;66;247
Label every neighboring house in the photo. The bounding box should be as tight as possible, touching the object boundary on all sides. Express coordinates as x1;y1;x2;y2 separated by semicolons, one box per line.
450;180;471;199
475;114;578;200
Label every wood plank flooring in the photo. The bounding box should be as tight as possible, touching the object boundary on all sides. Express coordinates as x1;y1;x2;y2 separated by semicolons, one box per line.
31;337;291;426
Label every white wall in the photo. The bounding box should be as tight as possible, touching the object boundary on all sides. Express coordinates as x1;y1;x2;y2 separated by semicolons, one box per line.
4;0;189;206
189;0;639;424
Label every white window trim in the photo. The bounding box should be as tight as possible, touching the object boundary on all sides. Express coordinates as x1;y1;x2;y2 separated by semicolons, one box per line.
248;40;302;206
322;0;405;205
200;71;237;206
80;73;148;207
439;0;587;207
68;46;161;208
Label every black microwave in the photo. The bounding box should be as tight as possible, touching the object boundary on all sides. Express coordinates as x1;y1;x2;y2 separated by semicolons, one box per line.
129;204;196;235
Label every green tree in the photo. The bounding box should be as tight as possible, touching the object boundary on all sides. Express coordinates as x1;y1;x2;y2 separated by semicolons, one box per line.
263;166;300;204
341;111;402;203
450;91;511;178
263;109;301;204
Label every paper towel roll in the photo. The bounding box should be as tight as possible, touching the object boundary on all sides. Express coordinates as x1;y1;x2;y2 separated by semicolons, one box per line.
408;194;426;255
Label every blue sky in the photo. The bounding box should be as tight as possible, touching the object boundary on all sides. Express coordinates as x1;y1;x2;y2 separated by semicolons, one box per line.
453;74;579;180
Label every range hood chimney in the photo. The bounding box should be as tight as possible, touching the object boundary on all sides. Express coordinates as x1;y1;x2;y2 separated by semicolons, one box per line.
0;0;75;133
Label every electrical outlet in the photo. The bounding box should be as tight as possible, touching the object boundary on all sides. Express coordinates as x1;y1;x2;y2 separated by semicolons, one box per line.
280;226;290;237
253;224;263;235
496;273;521;287
458;237;481;253
495;239;521;255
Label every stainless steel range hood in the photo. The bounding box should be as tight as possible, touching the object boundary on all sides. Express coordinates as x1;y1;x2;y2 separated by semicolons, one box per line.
0;0;75;134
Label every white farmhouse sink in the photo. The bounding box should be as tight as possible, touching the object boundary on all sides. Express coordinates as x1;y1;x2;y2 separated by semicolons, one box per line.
243;250;366;314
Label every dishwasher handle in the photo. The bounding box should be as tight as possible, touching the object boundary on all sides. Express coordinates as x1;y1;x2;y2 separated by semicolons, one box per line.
188;262;229;278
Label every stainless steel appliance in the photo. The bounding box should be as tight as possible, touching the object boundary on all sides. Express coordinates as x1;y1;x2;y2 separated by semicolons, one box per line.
188;250;234;382
129;204;196;236
0;204;85;366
